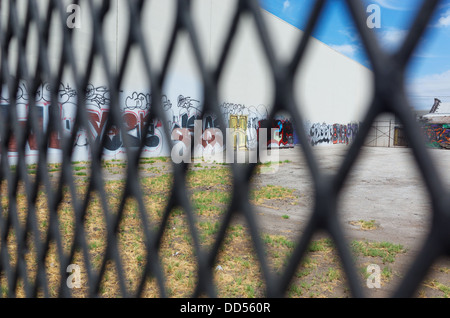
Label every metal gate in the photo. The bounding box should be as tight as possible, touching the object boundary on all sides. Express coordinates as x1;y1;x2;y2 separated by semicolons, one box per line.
365;119;408;147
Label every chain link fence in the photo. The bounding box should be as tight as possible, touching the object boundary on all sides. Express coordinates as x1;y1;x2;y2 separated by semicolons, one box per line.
0;0;448;298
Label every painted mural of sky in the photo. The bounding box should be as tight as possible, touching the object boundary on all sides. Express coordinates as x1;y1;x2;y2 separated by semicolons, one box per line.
259;0;450;111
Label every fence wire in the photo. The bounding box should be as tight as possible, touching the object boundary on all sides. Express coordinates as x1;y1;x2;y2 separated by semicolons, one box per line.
0;0;448;298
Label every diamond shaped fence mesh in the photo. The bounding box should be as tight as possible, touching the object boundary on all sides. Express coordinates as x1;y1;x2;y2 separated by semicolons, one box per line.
0;0;449;298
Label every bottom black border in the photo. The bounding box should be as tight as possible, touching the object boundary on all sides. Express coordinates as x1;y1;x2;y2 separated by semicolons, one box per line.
0;297;444;316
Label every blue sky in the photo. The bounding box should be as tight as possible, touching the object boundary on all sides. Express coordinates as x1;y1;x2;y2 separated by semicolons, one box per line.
259;0;450;110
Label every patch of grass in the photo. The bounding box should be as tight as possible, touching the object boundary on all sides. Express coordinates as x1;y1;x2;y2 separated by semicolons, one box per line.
288;284;304;297
350;219;378;230
47;163;62;170
102;161;127;169
89;241;100;250
192;190;230;216
145;166;161;174
199;221;220;244
326;267;340;282
351;240;406;263
308;239;334;252
175;270;184;281
261;161;279;166
140;159;155;164
263;235;295;249
282;214;289;219
1;285;8;297
141;174;173;191
381;266;393;281
296;267;312;279
187;168;231;188
245;284;256;298
424;280;450;298
251;185;296;203
257;160;291;167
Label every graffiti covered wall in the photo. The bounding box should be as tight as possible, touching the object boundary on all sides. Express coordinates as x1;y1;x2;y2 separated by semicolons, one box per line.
0;0;373;164
306;121;360;147
0;82;300;164
220;102;294;149
423;124;450;149
1;81;363;164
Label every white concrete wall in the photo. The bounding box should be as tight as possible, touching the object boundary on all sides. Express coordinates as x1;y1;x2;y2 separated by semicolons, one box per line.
1;0;374;163
113;0;373;123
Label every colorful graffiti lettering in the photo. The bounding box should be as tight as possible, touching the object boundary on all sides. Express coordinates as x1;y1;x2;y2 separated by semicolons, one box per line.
0;82;63;153
1;81;300;163
258;118;294;149
307;121;359;146
423;124;450;149
310;123;332;146
220;102;269;149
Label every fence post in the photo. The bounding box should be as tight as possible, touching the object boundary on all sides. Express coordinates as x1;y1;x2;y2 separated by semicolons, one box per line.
388;120;391;148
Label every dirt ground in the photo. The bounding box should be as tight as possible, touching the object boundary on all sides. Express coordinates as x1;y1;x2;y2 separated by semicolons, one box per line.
92;145;449;298
250;145;450;297
252;145;432;249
